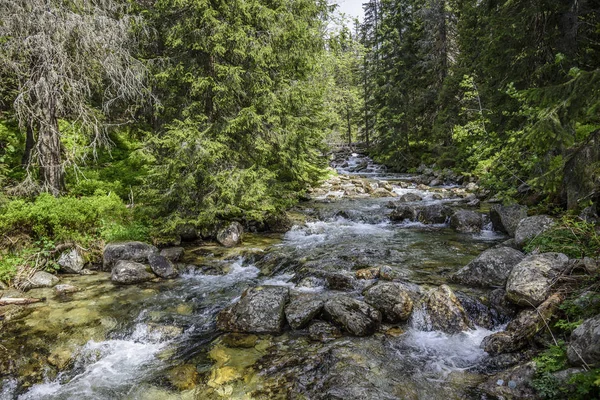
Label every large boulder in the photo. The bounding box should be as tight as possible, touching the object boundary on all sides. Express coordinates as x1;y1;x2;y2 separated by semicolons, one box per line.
514;215;555;248
477;362;538;400
217;286;289;334
506;253;569;306
489;204;528;237
148;254;179;279
111;260;155;284
103;242;158;271
450;209;483;233
452;247;525;288
284;295;324;330
23;271;59;290
216;222;244;247
57;249;85;274
567;314;600;367
416;285;473;334
322;296;381;336
364;283;413;323
398;193;423;203
389;204;419;222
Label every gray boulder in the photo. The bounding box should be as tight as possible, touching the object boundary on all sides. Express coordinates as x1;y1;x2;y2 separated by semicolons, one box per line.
160;247;185;262
364;283;413;323
57;249;85;274
111;260;155;284
489;204;528;237
148;254;179;279
418;203;452;224
103;241;158;271
450;209;483;233
389;204;419;222
514;215;555;248
216;222;244;247
506;253;569;306
285;295;324;330
217;286;289;333
567;314;600;367
24;271;59;290
322;296;381;336
452;247;525;288
415;285;473;334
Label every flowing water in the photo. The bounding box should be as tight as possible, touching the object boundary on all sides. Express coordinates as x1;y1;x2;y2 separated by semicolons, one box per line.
1;153;510;399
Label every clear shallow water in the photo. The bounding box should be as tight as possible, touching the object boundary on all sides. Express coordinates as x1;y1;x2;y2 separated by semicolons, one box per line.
3;153;507;399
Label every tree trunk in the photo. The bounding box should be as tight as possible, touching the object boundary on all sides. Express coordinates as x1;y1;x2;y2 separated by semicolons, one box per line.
37;102;65;195
21;122;35;167
347;108;352;145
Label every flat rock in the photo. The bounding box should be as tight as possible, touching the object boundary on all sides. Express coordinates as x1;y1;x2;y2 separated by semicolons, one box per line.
364;282;413;323
285;295;324;330
24;271;59;290
506;253;569;306
452;247;525;288
148;254;179;279
111;260;155;284
217;286;289;333
103;241;158;271
322;296;381;336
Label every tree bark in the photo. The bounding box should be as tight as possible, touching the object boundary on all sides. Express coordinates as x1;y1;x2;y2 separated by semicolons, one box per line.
37;100;65;195
21;122;35;167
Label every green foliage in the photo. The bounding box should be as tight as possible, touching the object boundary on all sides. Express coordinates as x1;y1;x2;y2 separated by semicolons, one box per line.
0;192;146;244
524;216;600;258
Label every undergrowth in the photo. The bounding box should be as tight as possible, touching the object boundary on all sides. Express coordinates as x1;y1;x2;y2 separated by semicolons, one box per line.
524;215;600;258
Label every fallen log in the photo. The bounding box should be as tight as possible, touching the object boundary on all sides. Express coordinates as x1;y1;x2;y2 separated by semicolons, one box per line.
0;297;45;306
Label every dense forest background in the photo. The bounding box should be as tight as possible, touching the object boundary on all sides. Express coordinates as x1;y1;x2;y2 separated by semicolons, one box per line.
0;0;599;281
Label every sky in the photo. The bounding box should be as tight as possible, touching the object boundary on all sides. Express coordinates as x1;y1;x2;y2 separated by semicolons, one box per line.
334;0;364;22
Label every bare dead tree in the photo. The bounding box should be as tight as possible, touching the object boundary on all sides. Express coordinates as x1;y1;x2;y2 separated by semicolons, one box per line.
0;0;147;195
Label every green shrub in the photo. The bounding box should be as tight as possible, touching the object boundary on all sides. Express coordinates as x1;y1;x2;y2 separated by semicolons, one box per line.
0;192;146;245
524;215;600;258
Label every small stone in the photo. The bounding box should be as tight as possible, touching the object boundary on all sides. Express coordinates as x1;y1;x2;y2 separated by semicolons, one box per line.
57;249;85;274
23;271;59;290
216;222;244;247
148;254;179;279
355;267;380;280
54;284;80;295
308;321;342;343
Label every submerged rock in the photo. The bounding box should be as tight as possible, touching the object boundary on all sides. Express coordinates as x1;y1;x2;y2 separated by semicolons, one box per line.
147;254;179;279
216;222;244;247
364;283;413;323
489;204;528;237
54;284;80;295
567;314;600;367
111;260;155;284
416;285;473;334
450;209;482;233
506;253;569;306
217;286;289;334
285;295;324;330
308;321;342;342
322;296;381;336
355;267;380;280
168;364;199;391
452;247;525;288
514;215;555;248
103;241;158;270
57;249;85;274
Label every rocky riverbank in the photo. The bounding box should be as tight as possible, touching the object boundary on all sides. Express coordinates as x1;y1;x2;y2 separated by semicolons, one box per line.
1;152;598;399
